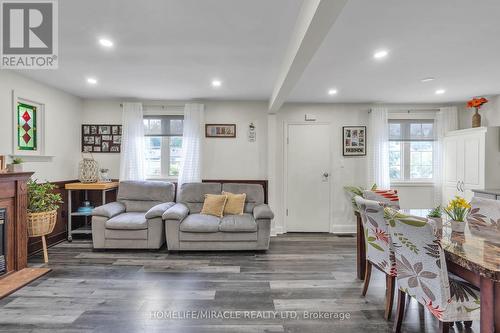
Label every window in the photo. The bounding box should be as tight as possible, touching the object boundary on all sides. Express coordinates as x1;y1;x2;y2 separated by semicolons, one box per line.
143;115;183;179
389;119;435;182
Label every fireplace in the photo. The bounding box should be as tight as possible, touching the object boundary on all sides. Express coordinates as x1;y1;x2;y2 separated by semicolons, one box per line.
0;208;5;275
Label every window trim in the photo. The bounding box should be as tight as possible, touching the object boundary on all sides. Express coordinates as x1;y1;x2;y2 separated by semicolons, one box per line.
143;112;184;180
389;117;435;183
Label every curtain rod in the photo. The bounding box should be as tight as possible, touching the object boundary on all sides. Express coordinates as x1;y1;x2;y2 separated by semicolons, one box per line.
369;108;440;113
119;103;184;108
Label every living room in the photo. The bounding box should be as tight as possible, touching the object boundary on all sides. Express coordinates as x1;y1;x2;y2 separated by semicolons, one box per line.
0;1;499;332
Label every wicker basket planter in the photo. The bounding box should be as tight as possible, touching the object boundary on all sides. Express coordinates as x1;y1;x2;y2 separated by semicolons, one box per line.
27;210;57;263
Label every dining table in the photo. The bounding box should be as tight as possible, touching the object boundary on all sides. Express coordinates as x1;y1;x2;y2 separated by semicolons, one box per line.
354;208;500;333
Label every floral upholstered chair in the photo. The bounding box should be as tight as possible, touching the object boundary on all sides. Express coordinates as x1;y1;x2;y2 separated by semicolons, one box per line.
354;196;397;320
467;196;500;233
385;208;480;333
363;189;400;209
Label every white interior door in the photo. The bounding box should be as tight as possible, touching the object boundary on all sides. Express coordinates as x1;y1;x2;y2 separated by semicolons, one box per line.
286;123;331;232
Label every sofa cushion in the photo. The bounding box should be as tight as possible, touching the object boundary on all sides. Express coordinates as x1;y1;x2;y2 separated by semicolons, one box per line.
105;228;148;240
118;180;175;201
178;183;222;214
122;200;163;212
219;213;257;232
179;214;221;233
179;231;257;242
105;212;148;230
222;192;246;215
222;183;264;214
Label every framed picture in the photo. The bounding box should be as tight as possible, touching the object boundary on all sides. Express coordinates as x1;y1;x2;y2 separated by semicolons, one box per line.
98;125;111;135
205;124;236;138
343;126;366;156
81;124;121;153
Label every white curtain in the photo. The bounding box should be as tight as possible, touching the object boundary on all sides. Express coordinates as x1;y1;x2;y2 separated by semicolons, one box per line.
119;103;145;181
434;106;458;205
368;107;391;189
178;103;205;192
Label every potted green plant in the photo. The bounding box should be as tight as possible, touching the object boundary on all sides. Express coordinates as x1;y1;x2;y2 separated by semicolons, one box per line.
443;196;471;233
427;205;443;228
344;183;377;212
7;157;23;172
27;179;63;263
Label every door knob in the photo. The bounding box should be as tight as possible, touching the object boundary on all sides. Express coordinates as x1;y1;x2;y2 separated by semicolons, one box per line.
323;172;329;178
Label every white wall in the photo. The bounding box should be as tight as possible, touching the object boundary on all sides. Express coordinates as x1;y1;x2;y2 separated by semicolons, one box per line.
0;71;83;182
458;95;500;129
81;99;269;180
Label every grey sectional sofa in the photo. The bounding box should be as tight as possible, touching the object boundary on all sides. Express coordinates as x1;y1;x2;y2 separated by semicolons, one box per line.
163;183;274;251
91;180;175;249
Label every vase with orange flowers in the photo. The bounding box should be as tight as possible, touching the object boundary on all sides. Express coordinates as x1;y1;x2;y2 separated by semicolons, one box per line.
466;97;488;128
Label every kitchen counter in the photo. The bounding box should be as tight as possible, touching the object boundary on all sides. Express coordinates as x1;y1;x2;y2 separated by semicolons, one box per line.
472;189;500;199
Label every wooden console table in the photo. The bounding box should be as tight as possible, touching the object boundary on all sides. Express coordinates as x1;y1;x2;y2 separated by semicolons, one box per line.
65;182;119;241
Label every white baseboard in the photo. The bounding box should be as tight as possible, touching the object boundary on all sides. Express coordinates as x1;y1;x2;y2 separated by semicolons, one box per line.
331;224;356;234
271;225;284;236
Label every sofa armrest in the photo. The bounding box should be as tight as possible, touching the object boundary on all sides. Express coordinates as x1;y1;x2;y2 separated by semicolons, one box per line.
145;202;175;219
253;204;274;220
92;202;126;218
162;203;189;221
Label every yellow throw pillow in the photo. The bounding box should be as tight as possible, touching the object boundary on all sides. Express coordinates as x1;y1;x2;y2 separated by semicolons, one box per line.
201;194;228;218
222;191;246;215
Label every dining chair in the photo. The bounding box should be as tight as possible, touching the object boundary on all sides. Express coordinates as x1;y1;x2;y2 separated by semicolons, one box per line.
363;189;400;209
354;196;397;320
385;208;480;333
468;196;500;230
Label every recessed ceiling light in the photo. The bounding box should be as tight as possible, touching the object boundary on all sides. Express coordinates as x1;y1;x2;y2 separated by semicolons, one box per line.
87;77;98;85
98;38;114;48
373;49;389;59
211;79;222;87
421;77;435;82
435;89;445;95
328;89;338;95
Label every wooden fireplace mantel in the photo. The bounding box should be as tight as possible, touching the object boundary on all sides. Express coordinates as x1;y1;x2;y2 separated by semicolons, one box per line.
0;171;33;274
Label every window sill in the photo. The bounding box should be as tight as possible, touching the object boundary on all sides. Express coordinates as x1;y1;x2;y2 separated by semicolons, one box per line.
391;181;435;187
145;177;178;182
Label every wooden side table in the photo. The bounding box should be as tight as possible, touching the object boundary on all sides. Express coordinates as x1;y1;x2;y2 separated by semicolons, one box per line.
64;182;119;242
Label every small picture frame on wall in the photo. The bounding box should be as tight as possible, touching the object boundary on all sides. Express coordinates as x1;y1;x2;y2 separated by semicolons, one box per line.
205;124;236;138
98;125;111;135
343;126;366;156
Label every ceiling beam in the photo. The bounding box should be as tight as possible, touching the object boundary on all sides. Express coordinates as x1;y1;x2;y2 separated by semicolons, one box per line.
268;0;348;112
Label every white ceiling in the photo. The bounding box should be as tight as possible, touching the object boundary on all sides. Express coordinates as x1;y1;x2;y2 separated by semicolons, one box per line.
16;0;500;104
17;0;302;100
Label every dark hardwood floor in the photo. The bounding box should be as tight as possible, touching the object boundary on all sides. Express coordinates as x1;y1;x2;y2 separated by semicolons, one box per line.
0;234;478;333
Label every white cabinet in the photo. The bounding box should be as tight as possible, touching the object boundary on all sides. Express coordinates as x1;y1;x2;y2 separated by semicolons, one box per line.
442;127;500;205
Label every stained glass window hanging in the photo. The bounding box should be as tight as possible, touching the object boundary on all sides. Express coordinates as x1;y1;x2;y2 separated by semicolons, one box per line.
17;103;37;151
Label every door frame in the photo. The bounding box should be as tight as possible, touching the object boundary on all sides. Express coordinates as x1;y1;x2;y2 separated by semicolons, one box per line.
283;121;332;233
